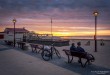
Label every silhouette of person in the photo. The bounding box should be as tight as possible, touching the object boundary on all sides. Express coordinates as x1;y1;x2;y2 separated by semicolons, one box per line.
70;43;76;52
76;42;85;52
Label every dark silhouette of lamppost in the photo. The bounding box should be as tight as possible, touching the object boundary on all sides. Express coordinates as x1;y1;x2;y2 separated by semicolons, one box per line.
51;18;53;41
93;11;99;52
12;18;16;47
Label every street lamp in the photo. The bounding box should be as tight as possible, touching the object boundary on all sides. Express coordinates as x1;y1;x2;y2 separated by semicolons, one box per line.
12;18;17;47
93;11;99;52
51;18;53;41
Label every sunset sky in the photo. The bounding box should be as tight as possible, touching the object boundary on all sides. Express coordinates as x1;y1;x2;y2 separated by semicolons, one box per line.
0;0;110;36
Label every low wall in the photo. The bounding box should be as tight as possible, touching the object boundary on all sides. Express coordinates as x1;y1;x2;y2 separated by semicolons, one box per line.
28;40;70;47
0;39;4;44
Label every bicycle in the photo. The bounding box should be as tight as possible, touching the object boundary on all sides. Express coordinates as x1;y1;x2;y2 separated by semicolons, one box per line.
41;44;61;61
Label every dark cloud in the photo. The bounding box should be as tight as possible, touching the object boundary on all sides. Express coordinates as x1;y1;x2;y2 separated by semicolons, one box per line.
0;0;110;12
0;0;110;25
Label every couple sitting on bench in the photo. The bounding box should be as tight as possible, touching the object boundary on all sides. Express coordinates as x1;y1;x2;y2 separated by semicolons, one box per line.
70;42;85;52
70;42;93;64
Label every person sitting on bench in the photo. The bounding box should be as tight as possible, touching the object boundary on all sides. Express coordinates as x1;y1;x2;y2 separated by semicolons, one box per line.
76;42;93;64
70;43;76;52
70;42;84;63
76;42;85;52
69;42;94;65
76;42;86;63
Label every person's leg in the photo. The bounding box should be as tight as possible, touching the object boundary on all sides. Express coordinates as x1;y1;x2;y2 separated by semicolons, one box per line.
86;54;92;65
78;58;81;63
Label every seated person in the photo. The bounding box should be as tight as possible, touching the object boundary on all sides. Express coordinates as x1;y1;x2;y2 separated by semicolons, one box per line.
76;42;86;63
76;42;85;52
70;43;76;52
76;42;94;64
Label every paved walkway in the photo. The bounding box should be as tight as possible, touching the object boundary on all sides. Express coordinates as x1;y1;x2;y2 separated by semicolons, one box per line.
0;44;79;75
0;44;110;75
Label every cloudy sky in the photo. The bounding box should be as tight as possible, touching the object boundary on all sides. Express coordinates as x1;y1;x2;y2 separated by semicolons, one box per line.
0;0;110;36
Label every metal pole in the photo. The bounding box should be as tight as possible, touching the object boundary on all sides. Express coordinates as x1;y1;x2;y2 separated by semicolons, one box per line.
94;16;97;52
51;18;53;41
14;22;15;47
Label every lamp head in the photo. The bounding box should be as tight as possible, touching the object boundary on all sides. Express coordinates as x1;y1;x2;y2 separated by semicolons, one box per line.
13;19;16;23
93;11;99;16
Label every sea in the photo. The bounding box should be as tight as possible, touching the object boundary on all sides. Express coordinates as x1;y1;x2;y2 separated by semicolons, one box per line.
61;36;110;40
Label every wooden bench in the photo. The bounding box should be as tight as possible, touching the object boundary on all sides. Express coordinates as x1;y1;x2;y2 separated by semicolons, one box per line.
63;49;95;67
4;40;13;46
17;42;27;50
30;44;43;53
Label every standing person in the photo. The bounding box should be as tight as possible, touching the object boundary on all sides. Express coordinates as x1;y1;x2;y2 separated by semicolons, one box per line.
70;43;76;52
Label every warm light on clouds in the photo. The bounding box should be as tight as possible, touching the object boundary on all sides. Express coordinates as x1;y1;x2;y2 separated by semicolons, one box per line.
33;30;110;36
97;30;110;36
53;32;72;36
0;0;110;37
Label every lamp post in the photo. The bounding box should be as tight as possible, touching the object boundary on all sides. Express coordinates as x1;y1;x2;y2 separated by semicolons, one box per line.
12;18;16;47
93;11;99;52
51;18;53;41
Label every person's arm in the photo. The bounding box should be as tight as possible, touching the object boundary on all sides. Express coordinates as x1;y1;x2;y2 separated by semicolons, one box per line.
82;48;85;52
78;47;85;52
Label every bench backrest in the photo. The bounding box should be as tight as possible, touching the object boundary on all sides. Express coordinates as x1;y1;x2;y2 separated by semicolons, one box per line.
30;44;38;48
63;49;87;58
70;51;87;58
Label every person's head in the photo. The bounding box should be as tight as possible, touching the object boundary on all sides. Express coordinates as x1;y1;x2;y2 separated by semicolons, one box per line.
71;43;75;46
77;42;81;46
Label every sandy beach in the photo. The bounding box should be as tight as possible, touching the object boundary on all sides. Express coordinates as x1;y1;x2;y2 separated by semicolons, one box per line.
56;39;110;68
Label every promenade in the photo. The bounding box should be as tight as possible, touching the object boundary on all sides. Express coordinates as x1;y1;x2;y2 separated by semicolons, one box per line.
0;41;110;75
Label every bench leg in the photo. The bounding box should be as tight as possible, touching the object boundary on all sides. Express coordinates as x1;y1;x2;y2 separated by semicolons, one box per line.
70;56;73;63
35;48;38;53
32;48;34;52
80;59;88;68
68;55;73;63
31;48;37;53
80;59;85;67
38;49;42;53
83;60;89;67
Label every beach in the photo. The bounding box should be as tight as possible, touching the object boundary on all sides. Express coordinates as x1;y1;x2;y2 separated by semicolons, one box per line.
56;39;110;68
